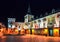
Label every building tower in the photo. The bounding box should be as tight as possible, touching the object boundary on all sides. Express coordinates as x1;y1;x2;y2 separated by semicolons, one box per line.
24;4;34;23
8;18;16;28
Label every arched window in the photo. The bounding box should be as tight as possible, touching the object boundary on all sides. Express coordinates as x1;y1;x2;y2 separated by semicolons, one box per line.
38;20;41;22
34;21;36;23
43;18;46;22
57;14;60;18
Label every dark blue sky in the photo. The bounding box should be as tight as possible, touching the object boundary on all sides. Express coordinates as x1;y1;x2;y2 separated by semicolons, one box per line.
0;0;60;26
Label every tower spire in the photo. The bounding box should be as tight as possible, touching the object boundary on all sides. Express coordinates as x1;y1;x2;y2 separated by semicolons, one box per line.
27;3;31;14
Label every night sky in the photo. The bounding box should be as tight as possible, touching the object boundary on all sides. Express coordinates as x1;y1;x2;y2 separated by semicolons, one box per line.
0;0;60;26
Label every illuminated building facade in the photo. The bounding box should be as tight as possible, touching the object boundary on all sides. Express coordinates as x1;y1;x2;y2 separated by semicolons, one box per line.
24;4;60;36
26;12;60;36
6;4;60;36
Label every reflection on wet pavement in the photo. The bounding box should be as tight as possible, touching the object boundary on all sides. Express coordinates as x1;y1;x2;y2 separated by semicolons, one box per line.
0;35;60;42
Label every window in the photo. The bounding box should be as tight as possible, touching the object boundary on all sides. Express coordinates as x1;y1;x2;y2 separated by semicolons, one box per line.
38;20;41;22
31;18;33;20
12;25;15;28
34;21;36;23
43;18;46;21
30;22;33;27
43;23;45;28
52;16;56;24
25;16;27;19
8;24;11;28
57;14;60;18
19;26;20;28
15;25;17;27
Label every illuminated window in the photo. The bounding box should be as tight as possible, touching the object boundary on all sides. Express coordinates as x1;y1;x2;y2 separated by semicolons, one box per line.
12;25;15;28
25;16;27;19
43;23;45;28
8;25;11;28
18;28;21;30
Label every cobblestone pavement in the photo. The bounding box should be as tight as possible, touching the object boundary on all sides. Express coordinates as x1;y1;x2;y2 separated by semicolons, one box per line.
0;34;60;42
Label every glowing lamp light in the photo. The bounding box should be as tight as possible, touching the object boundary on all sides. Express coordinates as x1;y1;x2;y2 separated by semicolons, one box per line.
15;29;18;32
44;29;47;32
32;29;34;34
44;29;48;34
54;29;58;32
54;29;59;36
